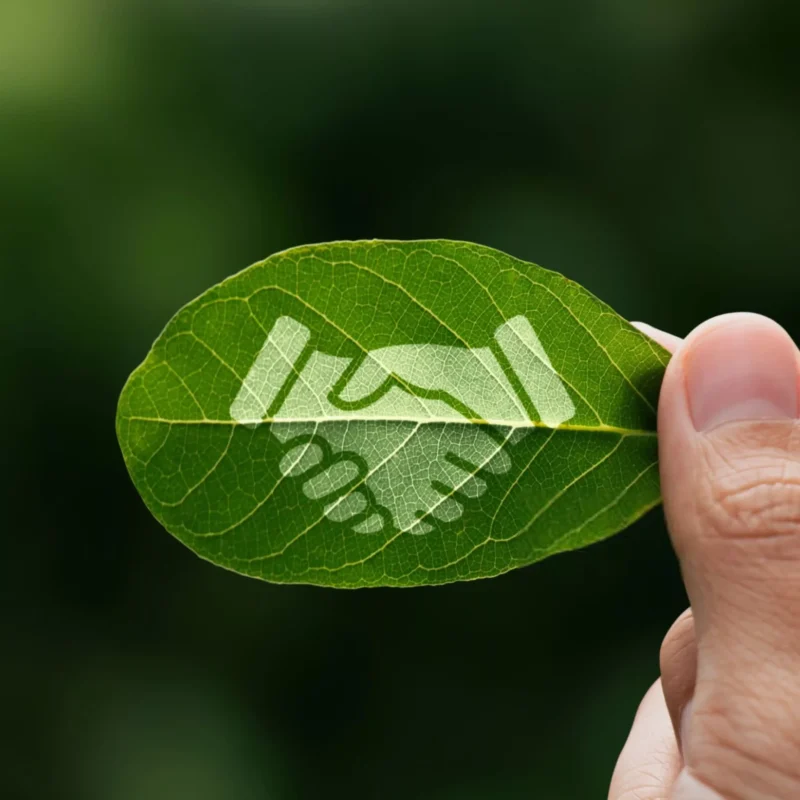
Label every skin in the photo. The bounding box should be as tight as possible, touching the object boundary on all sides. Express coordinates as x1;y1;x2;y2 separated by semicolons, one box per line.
608;314;800;800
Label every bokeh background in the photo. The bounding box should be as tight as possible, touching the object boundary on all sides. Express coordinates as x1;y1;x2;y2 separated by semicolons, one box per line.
4;1;800;798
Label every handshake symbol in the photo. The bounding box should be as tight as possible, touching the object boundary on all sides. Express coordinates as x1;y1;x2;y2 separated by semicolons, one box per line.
230;315;575;534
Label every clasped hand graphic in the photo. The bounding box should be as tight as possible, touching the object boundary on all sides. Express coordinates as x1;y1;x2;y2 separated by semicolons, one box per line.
230;315;575;534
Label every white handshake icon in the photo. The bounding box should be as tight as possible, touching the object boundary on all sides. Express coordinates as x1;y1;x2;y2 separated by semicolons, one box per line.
230;315;575;534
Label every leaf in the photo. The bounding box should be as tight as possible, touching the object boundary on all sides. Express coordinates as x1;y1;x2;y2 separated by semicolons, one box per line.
116;240;669;588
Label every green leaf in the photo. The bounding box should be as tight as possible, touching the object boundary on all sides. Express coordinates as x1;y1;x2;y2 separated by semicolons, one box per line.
116;240;669;588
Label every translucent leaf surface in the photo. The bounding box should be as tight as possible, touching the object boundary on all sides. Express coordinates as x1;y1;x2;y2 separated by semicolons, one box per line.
116;240;669;587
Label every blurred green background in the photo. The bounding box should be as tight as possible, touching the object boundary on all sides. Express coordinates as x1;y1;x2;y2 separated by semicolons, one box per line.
4;1;800;798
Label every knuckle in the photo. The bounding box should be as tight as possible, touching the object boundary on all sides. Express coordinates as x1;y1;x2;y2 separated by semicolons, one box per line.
610;749;677;800
690;696;800;799
695;423;800;545
659;610;695;682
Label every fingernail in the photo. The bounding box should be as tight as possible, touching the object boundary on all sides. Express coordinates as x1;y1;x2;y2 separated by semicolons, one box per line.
679;698;693;755
671;770;726;800
685;314;799;432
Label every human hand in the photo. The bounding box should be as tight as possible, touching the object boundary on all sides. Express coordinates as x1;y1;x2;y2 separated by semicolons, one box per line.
609;314;800;799
230;314;575;534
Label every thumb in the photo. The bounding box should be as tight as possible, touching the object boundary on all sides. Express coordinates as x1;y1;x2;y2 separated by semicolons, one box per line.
659;313;800;798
